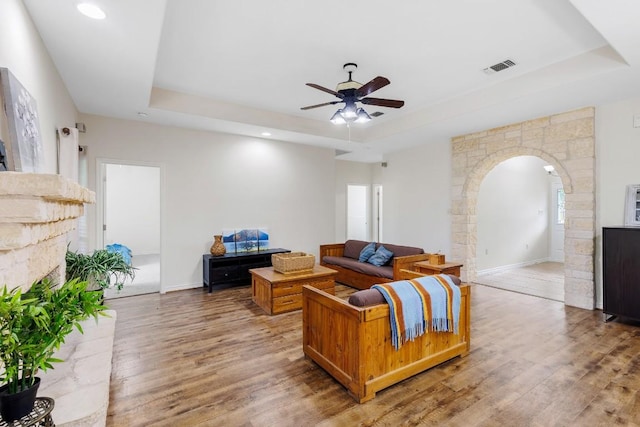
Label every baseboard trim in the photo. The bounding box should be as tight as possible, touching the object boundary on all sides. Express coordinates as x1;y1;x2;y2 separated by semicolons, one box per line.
477;258;552;276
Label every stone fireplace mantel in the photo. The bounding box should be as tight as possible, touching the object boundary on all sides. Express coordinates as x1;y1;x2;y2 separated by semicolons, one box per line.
0;172;95;291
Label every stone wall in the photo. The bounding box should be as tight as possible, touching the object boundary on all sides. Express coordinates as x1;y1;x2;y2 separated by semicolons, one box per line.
0;173;95;292
451;107;595;309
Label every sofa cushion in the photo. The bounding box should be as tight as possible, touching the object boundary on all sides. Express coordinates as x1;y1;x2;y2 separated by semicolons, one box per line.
367;245;394;267
322;256;394;279
348;288;386;307
343;240;370;259
358;241;377;262
448;275;462;286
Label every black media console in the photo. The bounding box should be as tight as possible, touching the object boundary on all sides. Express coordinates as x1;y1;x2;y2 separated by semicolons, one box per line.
202;248;289;293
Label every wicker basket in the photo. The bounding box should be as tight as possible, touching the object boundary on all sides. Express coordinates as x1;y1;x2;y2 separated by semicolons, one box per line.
272;252;315;274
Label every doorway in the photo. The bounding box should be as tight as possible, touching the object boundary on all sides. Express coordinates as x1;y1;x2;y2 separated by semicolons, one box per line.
347;184;369;241
474;156;564;301
97;159;163;298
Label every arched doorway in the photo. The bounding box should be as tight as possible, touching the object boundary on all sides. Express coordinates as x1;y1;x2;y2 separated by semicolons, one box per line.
450;107;595;309
475;155;565;301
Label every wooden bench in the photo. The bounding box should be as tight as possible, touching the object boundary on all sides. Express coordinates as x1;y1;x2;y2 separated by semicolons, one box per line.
302;270;471;403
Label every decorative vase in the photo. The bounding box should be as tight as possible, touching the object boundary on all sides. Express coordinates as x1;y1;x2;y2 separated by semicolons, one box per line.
210;235;226;256
0;377;41;421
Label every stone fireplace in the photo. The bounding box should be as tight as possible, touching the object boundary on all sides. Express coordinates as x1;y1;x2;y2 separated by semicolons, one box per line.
0;172;115;426
0;172;94;291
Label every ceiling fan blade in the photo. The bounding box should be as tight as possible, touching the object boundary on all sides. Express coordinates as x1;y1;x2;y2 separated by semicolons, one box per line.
355;76;390;97
306;83;344;99
300;101;340;110
360;97;405;108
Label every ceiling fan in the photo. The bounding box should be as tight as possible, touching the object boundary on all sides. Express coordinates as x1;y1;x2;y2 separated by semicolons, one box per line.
301;63;404;124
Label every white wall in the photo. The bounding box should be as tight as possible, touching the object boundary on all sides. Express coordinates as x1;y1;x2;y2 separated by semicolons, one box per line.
0;0;78;173
476;156;551;271
372;141;452;254
79;114;336;292
595;95;640;308
105;164;161;255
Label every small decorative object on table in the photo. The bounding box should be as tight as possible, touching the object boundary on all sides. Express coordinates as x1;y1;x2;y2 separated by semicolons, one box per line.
272;252;315;274
210;235;226;256
429;253;445;265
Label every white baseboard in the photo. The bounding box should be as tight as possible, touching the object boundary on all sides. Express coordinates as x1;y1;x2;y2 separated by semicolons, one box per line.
162;282;201;294
477;257;551;276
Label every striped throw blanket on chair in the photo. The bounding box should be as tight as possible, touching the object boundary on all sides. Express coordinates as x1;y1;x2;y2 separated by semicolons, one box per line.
372;274;461;350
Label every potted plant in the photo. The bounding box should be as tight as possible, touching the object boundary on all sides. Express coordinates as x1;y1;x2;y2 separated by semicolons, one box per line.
0;278;106;421
66;248;136;292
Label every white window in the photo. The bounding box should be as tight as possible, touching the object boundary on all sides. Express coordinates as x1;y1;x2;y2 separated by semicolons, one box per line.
557;188;565;225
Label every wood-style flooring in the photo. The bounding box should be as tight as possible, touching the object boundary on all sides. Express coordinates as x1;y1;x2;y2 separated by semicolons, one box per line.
106;283;640;426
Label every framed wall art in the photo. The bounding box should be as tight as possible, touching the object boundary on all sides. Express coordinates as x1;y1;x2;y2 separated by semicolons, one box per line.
222;228;270;253
624;184;640;227
0;67;44;172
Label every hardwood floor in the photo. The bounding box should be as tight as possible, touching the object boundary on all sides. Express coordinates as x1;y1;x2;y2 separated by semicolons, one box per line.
106;283;640;426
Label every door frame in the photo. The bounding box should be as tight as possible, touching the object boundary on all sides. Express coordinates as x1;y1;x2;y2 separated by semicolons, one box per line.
373;184;383;242
96;157;166;293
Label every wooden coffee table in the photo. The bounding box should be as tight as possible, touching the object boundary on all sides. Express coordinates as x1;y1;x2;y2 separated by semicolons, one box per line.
250;265;337;315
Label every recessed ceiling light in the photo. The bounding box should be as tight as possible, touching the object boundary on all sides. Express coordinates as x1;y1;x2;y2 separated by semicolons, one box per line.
137;112;148;117
77;3;106;20
261;132;272;137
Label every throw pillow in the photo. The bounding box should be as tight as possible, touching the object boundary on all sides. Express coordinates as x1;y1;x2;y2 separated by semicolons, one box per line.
358;241;376;262
367;245;394;267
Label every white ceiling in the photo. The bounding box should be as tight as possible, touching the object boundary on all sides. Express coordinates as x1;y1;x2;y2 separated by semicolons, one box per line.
23;0;640;162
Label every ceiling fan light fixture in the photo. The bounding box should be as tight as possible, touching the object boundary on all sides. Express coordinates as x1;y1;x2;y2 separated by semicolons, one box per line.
342;103;358;119
330;110;346;125
355;108;371;123
302;63;404;126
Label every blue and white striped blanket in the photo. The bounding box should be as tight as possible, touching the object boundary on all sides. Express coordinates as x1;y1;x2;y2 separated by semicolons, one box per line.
372;274;461;350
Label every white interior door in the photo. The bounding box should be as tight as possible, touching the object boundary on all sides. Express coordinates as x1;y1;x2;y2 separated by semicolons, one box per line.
347;184;368;241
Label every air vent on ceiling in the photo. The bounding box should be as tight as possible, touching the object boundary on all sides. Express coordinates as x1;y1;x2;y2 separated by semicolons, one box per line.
483;59;516;74
370;111;384;117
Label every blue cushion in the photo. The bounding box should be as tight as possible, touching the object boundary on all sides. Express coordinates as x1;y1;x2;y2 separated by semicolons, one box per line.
367;245;394;267
106;243;132;265
358;241;376;262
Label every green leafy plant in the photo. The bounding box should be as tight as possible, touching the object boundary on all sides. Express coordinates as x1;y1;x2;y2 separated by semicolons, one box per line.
0;278;106;394
66;249;136;291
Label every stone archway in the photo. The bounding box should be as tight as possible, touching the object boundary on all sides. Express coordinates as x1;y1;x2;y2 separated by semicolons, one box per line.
450;107;595;309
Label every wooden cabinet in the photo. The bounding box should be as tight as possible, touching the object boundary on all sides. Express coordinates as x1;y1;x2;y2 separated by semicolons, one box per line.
202;248;289;293
603;227;640;321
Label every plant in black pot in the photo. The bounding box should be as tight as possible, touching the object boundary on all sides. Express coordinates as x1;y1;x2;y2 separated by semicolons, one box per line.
0;278;106;421
66;248;136;293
